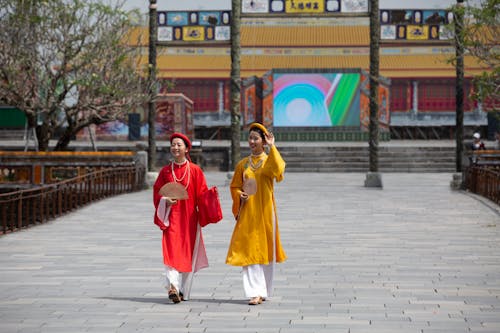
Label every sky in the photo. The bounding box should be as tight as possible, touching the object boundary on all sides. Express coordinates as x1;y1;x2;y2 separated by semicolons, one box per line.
121;0;461;12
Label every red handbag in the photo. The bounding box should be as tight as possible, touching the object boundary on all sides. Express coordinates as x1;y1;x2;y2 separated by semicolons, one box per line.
198;186;223;227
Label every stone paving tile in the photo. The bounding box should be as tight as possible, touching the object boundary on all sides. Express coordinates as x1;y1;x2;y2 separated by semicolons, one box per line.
0;172;499;333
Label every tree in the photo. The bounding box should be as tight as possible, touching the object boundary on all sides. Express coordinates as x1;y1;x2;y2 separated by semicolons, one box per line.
448;0;499;111
445;0;498;170
368;0;380;173
454;0;465;173
0;0;150;151
148;0;157;171
230;0;242;169
365;0;382;188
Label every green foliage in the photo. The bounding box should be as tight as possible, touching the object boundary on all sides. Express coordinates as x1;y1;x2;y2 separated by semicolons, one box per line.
447;0;499;111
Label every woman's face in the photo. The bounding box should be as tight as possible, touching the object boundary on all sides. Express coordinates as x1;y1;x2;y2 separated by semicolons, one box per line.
170;138;188;161
248;130;264;154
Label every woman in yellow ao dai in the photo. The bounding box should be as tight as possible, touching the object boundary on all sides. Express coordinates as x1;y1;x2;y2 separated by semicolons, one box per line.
226;123;287;305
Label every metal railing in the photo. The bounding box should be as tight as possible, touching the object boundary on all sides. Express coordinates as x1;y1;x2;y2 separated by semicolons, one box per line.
0;166;145;235
464;165;500;205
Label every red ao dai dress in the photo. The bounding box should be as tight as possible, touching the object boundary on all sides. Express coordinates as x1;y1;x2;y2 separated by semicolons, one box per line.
153;160;209;299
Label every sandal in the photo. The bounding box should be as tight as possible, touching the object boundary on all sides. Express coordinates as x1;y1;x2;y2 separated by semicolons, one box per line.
168;284;181;303
248;296;263;305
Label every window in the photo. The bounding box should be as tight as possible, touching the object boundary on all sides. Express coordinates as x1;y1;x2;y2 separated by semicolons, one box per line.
170;80;220;112
390;81;409;112
418;80;473;111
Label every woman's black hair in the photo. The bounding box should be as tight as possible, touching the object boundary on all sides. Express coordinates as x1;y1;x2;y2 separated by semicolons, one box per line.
249;127;266;141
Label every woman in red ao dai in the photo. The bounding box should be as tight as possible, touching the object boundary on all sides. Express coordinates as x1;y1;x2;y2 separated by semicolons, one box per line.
153;133;209;303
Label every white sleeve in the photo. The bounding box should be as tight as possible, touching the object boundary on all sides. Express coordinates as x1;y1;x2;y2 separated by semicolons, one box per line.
156;197;171;227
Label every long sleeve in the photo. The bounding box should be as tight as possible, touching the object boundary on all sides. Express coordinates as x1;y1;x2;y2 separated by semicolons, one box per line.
153;166;169;231
230;160;245;219
262;145;286;182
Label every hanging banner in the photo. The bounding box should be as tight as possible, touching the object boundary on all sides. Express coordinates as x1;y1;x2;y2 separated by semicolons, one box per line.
157;10;231;43
242;0;368;14
380;9;451;41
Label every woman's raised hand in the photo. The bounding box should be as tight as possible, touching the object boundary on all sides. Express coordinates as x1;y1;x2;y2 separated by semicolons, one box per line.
265;131;275;146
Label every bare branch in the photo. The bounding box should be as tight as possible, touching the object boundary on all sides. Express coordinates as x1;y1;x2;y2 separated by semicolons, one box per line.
0;0;150;151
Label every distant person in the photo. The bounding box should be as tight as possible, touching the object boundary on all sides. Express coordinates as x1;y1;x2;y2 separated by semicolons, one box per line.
471;132;486;151
153;133;209;303
226;123;287;305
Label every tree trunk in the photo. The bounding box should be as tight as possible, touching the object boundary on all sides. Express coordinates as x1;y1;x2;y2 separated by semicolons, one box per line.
369;0;380;172
230;0;242;170
36;124;51;152
455;0;465;172
24;112;38;151
148;0;158;171
54;128;73;151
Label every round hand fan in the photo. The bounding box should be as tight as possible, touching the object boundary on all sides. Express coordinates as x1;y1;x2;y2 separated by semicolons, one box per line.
159;182;188;199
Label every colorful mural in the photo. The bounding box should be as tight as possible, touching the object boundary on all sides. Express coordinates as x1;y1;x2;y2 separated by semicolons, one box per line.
94;119;128;138
273;72;361;127
359;71;390;131
241;69;390;131
242;76;261;126
84;94;194;141
262;71;274;129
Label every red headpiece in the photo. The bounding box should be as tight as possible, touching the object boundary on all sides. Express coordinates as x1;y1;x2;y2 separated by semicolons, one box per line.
169;132;192;150
169;132;192;161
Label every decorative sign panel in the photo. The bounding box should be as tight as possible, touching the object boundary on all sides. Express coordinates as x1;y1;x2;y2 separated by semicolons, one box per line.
243;0;269;13
157;10;231;43
406;25;429;40
286;0;324;14
380;9;453;41
242;0;368;14
182;26;205;42
50;167;79;181
0;166;31;184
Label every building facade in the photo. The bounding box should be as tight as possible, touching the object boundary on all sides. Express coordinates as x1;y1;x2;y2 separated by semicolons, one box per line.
129;5;489;140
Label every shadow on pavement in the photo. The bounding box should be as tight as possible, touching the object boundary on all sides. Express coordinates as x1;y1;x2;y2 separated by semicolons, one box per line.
98;296;249;306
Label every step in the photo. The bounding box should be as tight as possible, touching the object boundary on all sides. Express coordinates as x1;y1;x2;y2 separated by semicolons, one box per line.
239;145;457;172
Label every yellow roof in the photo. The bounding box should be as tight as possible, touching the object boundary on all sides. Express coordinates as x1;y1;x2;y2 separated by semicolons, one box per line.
130;18;490;79
241;25;369;47
137;50;486;79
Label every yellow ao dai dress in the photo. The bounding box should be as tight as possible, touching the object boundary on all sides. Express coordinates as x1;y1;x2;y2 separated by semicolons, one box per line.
226;145;287;266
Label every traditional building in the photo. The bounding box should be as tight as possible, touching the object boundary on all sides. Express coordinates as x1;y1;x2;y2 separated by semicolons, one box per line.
1;2;492;142
127;3;489;141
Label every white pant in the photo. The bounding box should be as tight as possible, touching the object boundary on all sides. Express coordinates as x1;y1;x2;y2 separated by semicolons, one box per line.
164;266;194;300
242;264;274;298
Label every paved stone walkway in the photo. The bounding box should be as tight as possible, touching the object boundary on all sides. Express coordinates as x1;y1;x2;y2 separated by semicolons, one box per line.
0;172;499;333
